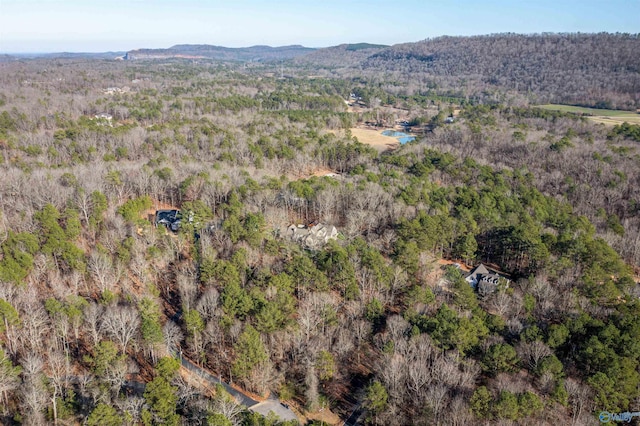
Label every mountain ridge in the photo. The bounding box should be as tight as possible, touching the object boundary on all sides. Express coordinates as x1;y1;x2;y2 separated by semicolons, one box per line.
125;44;316;61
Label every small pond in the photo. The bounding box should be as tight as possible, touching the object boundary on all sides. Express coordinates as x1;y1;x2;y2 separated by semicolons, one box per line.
381;130;416;144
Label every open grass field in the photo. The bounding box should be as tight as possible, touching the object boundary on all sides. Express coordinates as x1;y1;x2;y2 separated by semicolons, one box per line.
340;128;400;152
350;128;403;152
537;104;640;126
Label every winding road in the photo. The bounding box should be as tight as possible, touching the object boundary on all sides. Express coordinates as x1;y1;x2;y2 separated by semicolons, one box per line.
175;350;299;423
179;356;259;407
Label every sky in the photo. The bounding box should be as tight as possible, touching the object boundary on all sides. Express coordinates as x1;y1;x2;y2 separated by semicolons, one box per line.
1;0;639;53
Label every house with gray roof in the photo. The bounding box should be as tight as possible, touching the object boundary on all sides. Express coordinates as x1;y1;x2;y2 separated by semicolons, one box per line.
465;263;509;298
287;223;338;250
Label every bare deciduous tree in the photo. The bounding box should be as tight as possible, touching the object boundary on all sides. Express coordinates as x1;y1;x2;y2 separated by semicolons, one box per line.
84;302;104;346
88;251;115;294
163;320;184;354
20;354;48;426
196;288;219;322
177;265;198;312
47;350;71;425
516;340;552;372
101;305;140;353
115;396;145;424
566;378;594;426
379;354;406;401
0;349;21;412
304;364;319;411
17;299;49;354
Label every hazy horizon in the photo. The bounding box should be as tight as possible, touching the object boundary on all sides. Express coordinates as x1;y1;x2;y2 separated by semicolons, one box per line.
2;0;639;54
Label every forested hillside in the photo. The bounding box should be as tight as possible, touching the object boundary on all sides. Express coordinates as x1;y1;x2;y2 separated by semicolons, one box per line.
0;49;639;426
294;44;387;69
298;33;640;110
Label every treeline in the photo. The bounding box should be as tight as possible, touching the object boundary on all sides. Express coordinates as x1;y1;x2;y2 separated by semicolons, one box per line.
609;122;640;142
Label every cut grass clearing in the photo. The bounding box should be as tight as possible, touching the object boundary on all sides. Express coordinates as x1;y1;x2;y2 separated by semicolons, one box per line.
536;104;640;126
349;127;400;152
328;128;401;152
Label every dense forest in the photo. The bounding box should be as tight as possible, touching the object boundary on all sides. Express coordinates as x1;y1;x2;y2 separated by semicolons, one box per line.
0;34;639;426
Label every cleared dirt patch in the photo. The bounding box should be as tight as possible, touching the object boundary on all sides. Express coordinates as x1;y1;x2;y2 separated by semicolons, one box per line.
303;408;342;426
437;258;471;272
287;167;340;181
309;168;339;177
141;200;180;222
